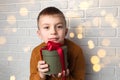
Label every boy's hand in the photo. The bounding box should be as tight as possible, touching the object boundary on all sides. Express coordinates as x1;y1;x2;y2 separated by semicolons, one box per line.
52;69;70;78
58;69;70;78
37;60;49;78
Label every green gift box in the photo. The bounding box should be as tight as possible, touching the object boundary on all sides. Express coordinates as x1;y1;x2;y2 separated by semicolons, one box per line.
42;46;68;75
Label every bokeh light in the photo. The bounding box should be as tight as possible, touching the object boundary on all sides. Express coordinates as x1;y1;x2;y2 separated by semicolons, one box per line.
7;56;13;61
7;15;16;24
88;40;95;49
79;1;89;10
0;36;7;45
77;34;83;39
93;64;101;72
79;1;93;10
97;49;106;58
10;75;16;80
65;11;79;17
104;13;118;28
19;7;28;16
69;32;75;38
24;46;31;52
100;10;106;16
12;28;17;33
92;17;100;26
101;39;110;46
91;56;100;64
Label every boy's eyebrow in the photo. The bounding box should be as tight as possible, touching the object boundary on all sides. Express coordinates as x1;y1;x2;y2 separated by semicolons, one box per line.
41;23;49;26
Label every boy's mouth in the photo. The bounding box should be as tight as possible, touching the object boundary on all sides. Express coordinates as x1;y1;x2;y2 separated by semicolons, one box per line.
49;38;59;42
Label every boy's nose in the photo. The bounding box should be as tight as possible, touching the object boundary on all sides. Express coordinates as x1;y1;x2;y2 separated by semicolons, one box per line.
50;27;57;35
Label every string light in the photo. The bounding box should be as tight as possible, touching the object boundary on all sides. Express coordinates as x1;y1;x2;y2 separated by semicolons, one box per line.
88;40;95;49
102;39;110;46
69;32;75;38
7;56;13;61
93;64;101;72
10;75;16;80
91;56;100;64
0;36;6;45
19;7;28;16
97;49;106;58
7;15;16;24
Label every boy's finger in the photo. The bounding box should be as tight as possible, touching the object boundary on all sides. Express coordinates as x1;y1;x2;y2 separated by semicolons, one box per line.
57;73;62;78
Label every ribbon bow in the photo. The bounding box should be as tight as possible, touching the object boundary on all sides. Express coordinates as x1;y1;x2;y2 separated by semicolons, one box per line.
40;41;66;80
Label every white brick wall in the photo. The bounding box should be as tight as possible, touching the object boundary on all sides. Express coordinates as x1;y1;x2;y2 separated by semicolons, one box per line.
0;0;120;80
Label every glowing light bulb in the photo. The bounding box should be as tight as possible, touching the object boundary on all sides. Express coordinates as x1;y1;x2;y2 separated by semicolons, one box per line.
93;64;101;72
24;46;31;52
91;56;100;64
7;56;13;61
10;75;16;80
97;49;106;58
88;40;95;49
77;34;83;39
7;15;16;24
12;28;17;32
102;39;110;46
79;1;90;10
69;32;75;38
0;36;6;45
92;17;100;26
19;7;28;16
101;10;106;16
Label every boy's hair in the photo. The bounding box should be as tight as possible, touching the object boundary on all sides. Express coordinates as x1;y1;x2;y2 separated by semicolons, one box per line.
37;7;66;29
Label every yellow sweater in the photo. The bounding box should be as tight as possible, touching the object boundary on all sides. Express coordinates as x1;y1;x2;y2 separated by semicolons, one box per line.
30;39;85;80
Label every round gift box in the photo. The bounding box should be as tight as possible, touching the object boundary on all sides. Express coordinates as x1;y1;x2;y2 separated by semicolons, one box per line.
42;46;68;75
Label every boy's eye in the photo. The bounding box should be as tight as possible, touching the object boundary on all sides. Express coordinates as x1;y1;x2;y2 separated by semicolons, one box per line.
57;25;63;28
43;26;49;29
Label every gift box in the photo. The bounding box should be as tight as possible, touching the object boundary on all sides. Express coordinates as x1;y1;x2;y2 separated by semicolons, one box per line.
42;45;68;75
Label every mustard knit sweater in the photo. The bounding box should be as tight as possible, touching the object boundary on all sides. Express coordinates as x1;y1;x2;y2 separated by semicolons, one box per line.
30;39;85;80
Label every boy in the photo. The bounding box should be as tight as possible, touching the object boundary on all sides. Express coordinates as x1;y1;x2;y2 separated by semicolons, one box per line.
30;7;85;80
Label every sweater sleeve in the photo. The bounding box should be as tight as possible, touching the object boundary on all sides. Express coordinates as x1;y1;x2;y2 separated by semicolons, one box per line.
30;49;46;80
66;47;86;80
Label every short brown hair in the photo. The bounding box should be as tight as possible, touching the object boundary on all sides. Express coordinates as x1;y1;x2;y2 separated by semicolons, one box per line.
37;7;66;29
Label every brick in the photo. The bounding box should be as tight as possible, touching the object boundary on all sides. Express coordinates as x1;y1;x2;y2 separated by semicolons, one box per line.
0;4;17;12
118;29;120;37
17;36;41;44
86;8;118;17
63;10;84;18
100;18;120;28
116;48;120;56
82;46;116;56
0;0;32;4
115;67;120;80
85;28;116;37
85;73;100;80
17;20;37;28
68;37;98;46
16;2;41;12
70;18;101;28
41;1;68;9
100;56;119;66
98;38;120;47
30;11;39;19
29;28;38;36
0;21;17;28
100;0;120;7
68;0;99;9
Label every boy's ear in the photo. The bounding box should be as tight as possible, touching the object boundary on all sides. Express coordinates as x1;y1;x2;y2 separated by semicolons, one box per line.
37;30;42;39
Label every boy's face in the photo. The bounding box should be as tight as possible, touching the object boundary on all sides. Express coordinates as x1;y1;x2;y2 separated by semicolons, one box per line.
37;15;68;44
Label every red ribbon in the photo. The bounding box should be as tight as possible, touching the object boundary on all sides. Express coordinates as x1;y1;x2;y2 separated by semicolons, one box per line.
40;41;66;80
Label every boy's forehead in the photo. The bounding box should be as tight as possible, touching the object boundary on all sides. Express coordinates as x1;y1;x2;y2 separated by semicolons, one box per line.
40;14;63;19
39;15;65;23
